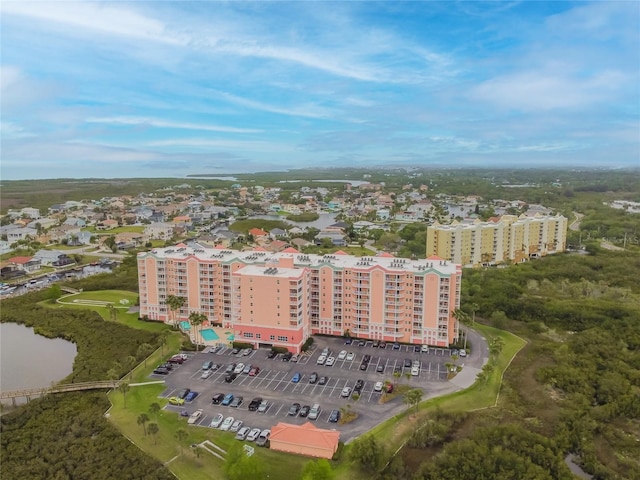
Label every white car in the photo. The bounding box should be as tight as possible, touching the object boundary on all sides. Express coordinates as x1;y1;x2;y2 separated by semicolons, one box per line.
337;350;347;360
256;429;271;447
235;426;250;440
291;353;300;362
220;416;234;431
316;355;326;365
325;356;336;366
234;363;245;374
209;413;224;428
341;386;352;398
346;352;355;361
421;345;429;353
459;349;467;357
374;381;384;392
411;365;420;376
257;400;269;413
247;427;262;442
230;419;243;432
187;409;203;424
308;403;321;420
201;370;213;379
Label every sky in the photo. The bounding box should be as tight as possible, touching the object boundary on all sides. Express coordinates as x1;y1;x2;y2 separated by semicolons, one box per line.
1;1;639;180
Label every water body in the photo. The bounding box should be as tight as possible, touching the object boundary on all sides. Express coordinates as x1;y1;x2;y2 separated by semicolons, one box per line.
249;212;338;230
277;179;371;187
0;323;77;403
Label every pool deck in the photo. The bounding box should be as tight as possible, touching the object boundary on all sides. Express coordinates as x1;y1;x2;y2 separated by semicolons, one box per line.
182;324;233;348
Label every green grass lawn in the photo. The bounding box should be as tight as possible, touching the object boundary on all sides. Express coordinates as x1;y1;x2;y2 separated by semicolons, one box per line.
87;226;146;234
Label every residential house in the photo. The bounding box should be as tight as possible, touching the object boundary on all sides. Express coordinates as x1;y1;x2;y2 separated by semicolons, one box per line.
27;218;58;230
66;230;93;246
34;250;74;267
6;227;38;243
144;222;175;240
248;228;268;240
63;217;87;228
96;219;119;230
7;256;41;273
269;228;287;240
47;225;82;243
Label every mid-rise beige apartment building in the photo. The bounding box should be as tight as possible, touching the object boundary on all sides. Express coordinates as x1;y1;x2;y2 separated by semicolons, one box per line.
138;246;462;353
426;214;567;267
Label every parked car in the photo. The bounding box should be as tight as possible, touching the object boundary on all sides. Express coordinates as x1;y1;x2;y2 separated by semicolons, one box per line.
341;386;352;398
242;364;252;374
376;364;385;373
309;372;318;384
328;409;341;423
225;363;236;373
187;409;203;425
374;381;384;392
185;391;199;402
358;340;366;347
316;355;326;365
169;396;185;406
290;353;300;362
235;426;250;440
386;383;394;394
299;405;311;417
411;365;420;376
221;394;234;406
248;366;261;376
230;396;244;408
153;367;170;375
379;341;387;349
242;348;252;356
180;410;189;417
201;369;213;379
256;429;271;447
346;352;355;361
234;363;245;374
308;404;321;420
459;349;467;357
225;372;238;383
220;416;234;431
257;400;269;413
363;354;371;363
404;358;412;368
202;361;213;370
267;350;277;359
282;352;293;361
168;356;184;364
414;345;421;353
231;348;240;355
291;372;302;383
230;419;243;432
318;376;328;385
421;344;429;353
344;337;353;345
338;350;347;360
354;379;364;394
325;356;336;366
210;413;224;428
288;402;301;416
177;388;190;399
392;343;400;350
212;393;225;404
359;361;368;371
248;397;263;411
247;427;262;442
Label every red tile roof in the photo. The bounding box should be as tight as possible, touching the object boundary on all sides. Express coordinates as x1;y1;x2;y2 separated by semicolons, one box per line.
282;247;300;254
269;422;340;457
8;256;33;264
249;228;268;236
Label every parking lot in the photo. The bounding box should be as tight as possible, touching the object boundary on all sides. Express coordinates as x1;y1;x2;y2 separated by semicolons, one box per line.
154;336;461;441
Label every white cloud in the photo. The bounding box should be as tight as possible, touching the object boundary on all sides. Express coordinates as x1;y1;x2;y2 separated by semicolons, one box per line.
85;116;261;134
214;91;337;119
1;1;185;45
0;121;35;139
147;138;293;152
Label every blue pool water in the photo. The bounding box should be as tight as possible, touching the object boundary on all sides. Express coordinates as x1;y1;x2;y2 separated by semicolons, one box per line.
180;321;190;330
201;329;219;341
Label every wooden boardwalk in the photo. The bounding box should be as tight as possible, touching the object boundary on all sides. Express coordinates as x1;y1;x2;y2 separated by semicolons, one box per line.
0;381;117;402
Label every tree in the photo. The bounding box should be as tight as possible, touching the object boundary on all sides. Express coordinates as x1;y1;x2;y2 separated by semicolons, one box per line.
47;284;62;304
165;295;186;327
393;370;402;386
188;311;207;352
126;355;137;379
489;336;504;358
404;388;423;414
301;458;335;480
174;428;189;455
137;343;154;368
147;423;159;445
137;413;149;435
149;402;161;422
159;330;170;356
224;444;266;480
107;304;118;322
118;381;130;408
350;435;384;473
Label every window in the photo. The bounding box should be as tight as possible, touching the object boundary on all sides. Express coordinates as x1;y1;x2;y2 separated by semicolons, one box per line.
256;333;261;339
243;332;254;338
270;335;276;341
277;335;288;342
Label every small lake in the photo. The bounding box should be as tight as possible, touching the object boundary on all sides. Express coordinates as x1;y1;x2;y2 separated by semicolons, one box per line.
0;323;77;404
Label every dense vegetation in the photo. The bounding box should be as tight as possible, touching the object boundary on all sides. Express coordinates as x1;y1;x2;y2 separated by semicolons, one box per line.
1;392;173;480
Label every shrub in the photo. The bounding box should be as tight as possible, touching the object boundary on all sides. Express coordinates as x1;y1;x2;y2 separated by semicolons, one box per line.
232;341;253;350
302;336;314;352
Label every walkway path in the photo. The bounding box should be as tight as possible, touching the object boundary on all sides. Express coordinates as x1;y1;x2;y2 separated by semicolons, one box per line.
569;212;584;231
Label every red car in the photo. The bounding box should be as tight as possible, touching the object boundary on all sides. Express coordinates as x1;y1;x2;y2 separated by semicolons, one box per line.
248;366;261;376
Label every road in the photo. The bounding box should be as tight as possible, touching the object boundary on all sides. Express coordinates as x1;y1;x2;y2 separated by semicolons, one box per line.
569;212;584;231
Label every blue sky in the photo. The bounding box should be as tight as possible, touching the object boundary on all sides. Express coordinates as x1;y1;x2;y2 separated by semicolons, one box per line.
1;1;638;179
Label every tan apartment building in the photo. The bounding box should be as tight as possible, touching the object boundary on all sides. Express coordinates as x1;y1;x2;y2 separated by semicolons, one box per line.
426;213;567;267
137;246;462;352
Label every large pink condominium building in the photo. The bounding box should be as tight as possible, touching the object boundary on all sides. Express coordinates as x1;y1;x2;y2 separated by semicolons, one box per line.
138;245;462;353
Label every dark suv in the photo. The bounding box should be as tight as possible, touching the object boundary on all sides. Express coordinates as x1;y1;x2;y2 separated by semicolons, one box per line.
212;393;225;404
354;379;364;394
248;397;263;411
225;372;238;383
329;409;341;423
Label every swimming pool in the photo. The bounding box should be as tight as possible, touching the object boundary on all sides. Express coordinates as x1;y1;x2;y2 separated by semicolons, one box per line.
180;321;191;330
201;329;219;341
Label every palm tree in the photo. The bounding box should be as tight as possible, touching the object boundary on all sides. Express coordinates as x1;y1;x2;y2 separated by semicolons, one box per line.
147;423;159;445
126;355;137;380
404;388;423;414
137;343;154;368
392;371;402;387
137;413;150;435
118;382;130;409
149;402;161;422
159;330;170;356
188;312;207;352
175;428;189;455
470;303;479;325
165;295;186;327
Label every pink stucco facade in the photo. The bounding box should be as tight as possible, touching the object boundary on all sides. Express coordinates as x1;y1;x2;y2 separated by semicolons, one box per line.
138;247;462;352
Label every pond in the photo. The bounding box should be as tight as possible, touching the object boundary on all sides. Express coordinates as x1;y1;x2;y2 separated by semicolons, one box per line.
249;212;338;230
0;323;77;405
